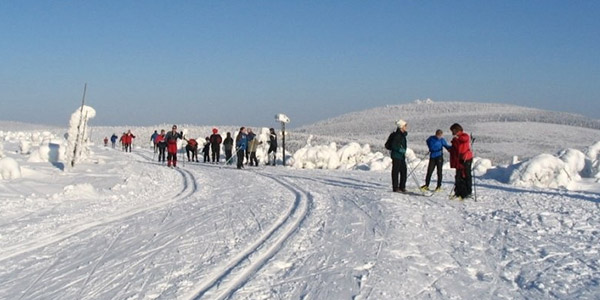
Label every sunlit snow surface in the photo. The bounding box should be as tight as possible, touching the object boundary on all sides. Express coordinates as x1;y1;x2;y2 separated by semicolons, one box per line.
1;130;599;299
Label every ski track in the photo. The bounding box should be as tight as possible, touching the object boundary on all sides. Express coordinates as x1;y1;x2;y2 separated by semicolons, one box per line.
186;169;313;300
0;155;197;263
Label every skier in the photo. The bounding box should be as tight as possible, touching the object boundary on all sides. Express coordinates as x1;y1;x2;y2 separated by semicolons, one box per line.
449;123;473;199
266;128;277;166
119;132;126;151
103;137;108;147
185;138;199;162
421;129;452;192
202;137;211;163
156;129;167;163
235;127;248;169
248;133;261;167
122;130;136;152
210;128;222;163
110;133;118;149
385;119;408;193
150;130;159;153
165;125;182;168
223;132;234;164
246;128;256;163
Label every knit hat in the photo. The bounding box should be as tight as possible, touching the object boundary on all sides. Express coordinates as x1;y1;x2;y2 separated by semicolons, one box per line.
212;128;218;134
396;119;407;128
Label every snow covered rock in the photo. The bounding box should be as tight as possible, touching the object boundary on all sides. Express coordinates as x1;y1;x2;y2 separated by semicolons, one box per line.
0;157;22;180
19;140;31;155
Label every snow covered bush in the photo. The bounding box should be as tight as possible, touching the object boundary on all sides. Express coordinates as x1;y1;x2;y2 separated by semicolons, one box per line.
508;154;579;189
0;157;22;180
290;136;408;171
585;141;600;178
19;140;31;155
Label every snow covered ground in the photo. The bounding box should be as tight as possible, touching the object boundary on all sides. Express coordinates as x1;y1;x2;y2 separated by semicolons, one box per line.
1;130;600;299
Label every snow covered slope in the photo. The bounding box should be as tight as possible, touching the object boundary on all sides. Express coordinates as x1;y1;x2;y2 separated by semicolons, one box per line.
295;100;600;163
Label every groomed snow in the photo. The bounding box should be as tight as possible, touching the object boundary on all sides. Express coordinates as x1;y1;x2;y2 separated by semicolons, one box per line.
1;130;599;299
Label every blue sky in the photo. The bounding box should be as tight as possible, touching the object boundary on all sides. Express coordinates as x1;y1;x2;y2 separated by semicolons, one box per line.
1;1;599;127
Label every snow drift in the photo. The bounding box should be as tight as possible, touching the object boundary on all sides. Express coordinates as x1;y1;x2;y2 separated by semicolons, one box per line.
0;157;22;180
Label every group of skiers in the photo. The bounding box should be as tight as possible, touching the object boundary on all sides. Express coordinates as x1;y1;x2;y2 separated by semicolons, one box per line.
104;131;136;152
143;126;278;168
385;121;473;200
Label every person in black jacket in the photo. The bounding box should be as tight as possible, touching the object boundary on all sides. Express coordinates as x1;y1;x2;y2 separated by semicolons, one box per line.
210;128;222;163
223;132;234;164
385;119;408;193
266;128;277;165
202;137;211;163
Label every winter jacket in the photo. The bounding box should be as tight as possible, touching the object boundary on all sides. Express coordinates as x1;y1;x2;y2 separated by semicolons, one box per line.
202;141;210;154
426;136;451;159
187;139;198;148
236;132;248;151
210;134;222;150
156;135;167;148
223;136;234;151
165;131;181;145
110;134;118;143
450;132;473;169
122;133;135;144
268;133;277;150
150;132;159;143
385;129;407;160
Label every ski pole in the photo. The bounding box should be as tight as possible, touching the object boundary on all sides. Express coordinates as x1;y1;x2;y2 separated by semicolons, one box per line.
221;147;240;168
406;152;429;180
471;136;477;201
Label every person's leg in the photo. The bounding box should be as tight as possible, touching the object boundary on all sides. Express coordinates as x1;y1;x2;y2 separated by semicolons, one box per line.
237;150;244;169
464;160;473;197
436;157;444;189
391;158;400;191
399;159;407;191
424;158;435;188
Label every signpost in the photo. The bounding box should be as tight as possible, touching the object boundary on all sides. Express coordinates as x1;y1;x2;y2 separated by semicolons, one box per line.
275;113;290;166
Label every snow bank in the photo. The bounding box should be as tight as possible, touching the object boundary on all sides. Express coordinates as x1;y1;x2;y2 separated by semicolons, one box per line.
64;105;96;168
291;136;400;171
0;157;22;180
505;144;600;189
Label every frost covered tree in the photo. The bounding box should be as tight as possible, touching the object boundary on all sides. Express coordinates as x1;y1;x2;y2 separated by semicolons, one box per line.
64;105;96;168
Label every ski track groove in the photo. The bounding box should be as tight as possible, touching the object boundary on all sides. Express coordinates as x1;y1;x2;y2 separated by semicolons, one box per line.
0;155;197;263
76;227;124;299
187;171;312;300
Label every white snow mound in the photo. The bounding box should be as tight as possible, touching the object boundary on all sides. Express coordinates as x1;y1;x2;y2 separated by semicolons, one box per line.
508;153;580;189
0;157;22;180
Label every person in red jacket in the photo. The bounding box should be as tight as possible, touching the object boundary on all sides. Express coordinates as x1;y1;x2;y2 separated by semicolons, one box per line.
155;130;167;162
449;123;473;199
122;130;136;152
165;125;182;167
186;138;199;162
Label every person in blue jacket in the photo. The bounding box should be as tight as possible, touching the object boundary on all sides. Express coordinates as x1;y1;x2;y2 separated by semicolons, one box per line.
110;133;118;149
235;127;248;169
421;129;452;192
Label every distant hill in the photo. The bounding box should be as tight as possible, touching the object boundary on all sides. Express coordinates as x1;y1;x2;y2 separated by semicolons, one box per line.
294;100;600;163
